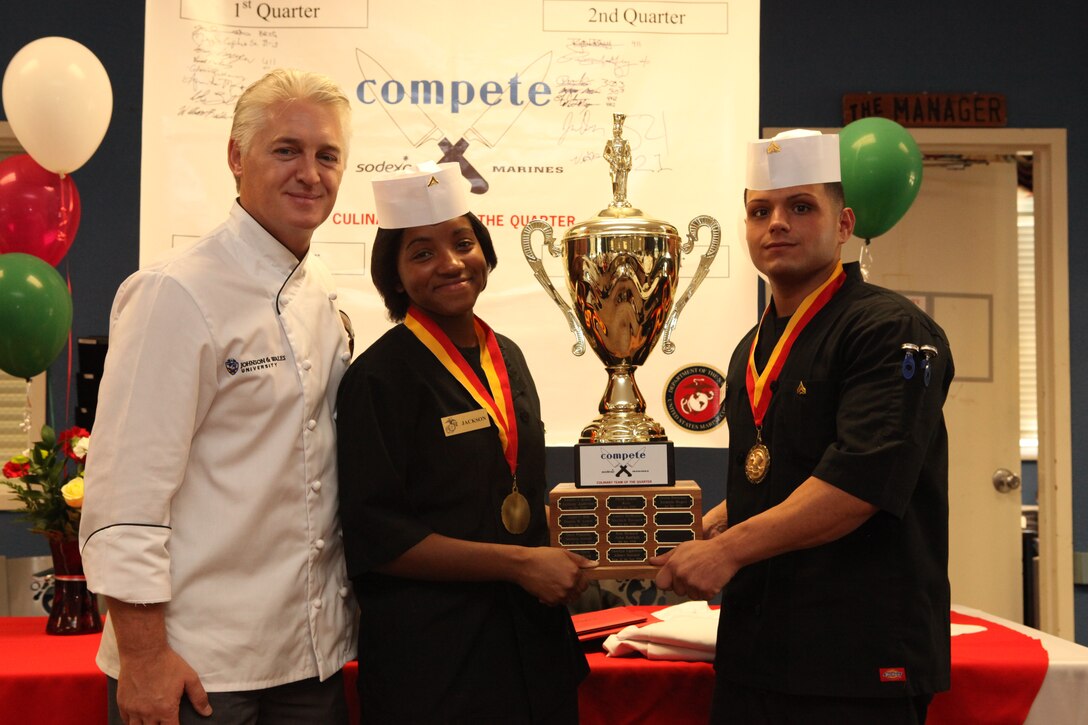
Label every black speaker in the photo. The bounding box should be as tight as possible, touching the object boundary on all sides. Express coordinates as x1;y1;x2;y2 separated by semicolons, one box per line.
76;336;108;376
76;336;108;431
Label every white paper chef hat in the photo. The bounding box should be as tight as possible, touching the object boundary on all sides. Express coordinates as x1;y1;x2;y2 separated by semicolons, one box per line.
371;161;470;229
746;129;841;191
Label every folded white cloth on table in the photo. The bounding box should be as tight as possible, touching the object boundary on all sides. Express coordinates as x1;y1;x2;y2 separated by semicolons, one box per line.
603;601;720;662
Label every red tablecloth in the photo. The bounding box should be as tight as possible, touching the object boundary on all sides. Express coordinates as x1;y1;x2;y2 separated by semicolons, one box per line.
0;608;1049;725
0;617;107;724
929;610;1049;725
581;648;713;723
573;606;1049;725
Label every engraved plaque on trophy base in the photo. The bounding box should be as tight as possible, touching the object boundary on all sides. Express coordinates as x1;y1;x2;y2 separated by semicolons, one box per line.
549;480;702;580
575;441;674;488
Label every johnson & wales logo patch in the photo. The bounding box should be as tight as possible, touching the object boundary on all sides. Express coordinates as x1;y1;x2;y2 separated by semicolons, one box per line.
224;354;286;377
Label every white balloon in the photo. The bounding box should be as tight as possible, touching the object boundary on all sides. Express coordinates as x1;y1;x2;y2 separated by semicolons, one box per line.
2;37;113;175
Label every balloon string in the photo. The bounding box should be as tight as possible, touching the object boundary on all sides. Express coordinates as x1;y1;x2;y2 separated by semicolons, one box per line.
859;239;873;281
21;378;32;436
58;173;69;247
65;263;73;430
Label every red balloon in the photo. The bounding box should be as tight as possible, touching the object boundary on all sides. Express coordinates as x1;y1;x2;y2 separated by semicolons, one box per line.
0;153;81;266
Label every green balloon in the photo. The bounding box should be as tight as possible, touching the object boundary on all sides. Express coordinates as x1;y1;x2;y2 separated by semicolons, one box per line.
0;253;73;378
839;117;924;239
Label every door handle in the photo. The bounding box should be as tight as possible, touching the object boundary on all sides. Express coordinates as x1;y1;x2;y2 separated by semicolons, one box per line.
992;468;1021;493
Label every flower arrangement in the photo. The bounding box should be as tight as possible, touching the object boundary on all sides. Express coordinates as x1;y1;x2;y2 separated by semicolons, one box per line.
2;425;89;540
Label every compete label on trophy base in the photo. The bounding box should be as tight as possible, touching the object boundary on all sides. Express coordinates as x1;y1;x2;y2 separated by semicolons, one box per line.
575;441;674;488
549;480;702;580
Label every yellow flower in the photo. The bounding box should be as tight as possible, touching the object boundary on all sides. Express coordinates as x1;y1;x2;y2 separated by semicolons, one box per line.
61;477;84;509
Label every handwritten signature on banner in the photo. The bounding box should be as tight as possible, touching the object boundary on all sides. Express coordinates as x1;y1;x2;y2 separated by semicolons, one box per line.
562;110;671;176
551;37;669;173
178;25;281;119
557;37;650;78
554;73;625;110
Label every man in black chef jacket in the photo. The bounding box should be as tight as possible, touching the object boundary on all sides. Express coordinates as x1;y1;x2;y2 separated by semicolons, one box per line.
653;129;953;724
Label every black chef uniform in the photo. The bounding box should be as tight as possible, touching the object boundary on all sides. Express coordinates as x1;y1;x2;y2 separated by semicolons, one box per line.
336;324;587;724
718;262;954;700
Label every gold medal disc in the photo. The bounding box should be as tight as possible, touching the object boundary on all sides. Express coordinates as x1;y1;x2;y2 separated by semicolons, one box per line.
501;491;531;534
745;443;770;484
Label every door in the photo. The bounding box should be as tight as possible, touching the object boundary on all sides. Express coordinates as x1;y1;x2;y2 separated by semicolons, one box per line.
847;160;1024;620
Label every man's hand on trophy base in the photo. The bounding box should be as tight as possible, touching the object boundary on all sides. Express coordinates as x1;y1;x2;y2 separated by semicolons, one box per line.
650;538;737;601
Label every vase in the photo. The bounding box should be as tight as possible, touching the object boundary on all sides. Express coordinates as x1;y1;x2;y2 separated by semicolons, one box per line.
45;533;103;635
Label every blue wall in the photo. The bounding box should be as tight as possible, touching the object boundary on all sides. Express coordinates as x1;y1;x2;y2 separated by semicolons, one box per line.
1;0;1085;642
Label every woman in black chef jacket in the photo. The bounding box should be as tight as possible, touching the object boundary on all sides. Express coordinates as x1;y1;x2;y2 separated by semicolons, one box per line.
336;162;595;724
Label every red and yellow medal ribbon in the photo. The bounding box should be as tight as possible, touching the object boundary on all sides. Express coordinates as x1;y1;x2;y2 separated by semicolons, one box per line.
746;261;847;428
404;305;519;475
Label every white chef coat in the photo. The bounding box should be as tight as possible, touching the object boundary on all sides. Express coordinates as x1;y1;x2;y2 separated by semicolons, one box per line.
80;202;357;691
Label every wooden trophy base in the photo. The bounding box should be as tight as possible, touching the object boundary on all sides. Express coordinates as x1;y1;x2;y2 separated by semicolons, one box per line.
548;480;702;579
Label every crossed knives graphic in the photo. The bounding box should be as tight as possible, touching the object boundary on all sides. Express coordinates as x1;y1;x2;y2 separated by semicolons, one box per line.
356;49;553;194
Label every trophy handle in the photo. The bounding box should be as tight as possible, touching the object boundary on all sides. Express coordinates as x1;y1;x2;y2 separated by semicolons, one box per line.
661;214;721;354
521;219;587;356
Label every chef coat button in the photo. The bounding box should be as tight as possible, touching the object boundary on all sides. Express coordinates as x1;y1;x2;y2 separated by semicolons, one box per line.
312;598;323;610
307;419;317;431
315;538;326;550
338;586;350;598
311;480;322;492
302;360;312;371
341;351;351;363
328;291;338;301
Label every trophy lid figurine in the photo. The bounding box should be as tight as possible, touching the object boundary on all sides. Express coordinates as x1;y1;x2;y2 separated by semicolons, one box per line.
521;113;720;445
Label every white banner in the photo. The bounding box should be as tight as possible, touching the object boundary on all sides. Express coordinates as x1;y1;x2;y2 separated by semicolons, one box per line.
142;0;760;447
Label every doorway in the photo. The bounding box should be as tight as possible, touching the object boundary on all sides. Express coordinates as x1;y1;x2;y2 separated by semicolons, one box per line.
767;127;1073;638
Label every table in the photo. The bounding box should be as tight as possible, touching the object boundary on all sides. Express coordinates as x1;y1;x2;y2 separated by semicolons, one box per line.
578;605;1088;725
2;606;1086;724
0;616;106;724
939;605;1088;725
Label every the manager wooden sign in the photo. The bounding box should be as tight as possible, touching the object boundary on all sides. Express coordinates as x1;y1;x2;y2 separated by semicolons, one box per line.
843;92;1007;127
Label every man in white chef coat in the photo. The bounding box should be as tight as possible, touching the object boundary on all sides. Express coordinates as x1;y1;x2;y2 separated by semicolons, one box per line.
80;68;358;725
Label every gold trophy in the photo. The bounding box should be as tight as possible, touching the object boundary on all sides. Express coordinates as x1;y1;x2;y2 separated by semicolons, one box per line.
521;113;720;445
523;113;718;577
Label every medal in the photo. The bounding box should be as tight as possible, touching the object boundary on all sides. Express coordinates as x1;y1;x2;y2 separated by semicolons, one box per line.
405;306;529;534
745;263;848;485
502;478;531;534
745;430;770;484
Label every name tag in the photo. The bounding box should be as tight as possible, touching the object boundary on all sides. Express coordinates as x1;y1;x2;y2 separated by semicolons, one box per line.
441;409;491;437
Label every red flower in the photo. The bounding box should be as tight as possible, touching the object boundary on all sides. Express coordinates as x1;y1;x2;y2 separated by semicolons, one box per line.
59;427;91;461
3;460;30;480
